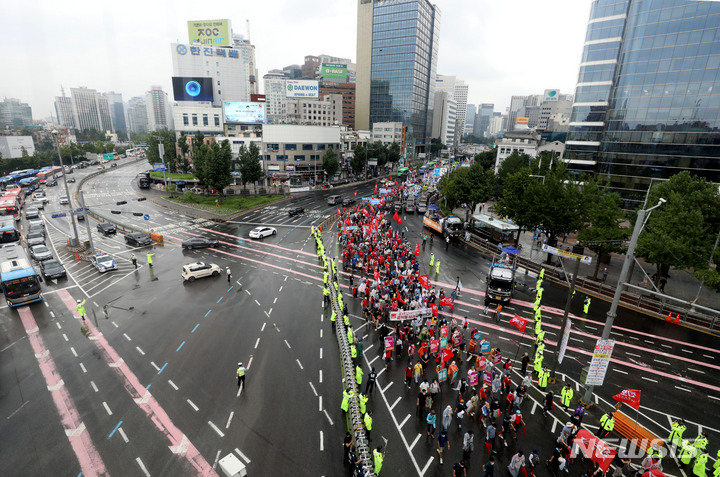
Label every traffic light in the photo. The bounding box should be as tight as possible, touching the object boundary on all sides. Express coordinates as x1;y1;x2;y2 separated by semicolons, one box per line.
116;201;127;206
132;212;143;217
111;210;121;214
137;197;146;201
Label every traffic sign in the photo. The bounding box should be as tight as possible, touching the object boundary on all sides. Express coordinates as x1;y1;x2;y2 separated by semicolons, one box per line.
153;167;165;172
75;208;89;212
103;153;115;160
144;214;150;221
51;213;66;218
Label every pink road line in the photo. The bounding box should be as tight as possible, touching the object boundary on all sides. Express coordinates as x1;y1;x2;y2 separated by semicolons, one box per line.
18;307;109;477
212;248;321;282
198;226;318;257
57;290;217;477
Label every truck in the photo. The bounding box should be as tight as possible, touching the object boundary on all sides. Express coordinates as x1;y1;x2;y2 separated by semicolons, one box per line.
422;211;463;239
485;255;517;306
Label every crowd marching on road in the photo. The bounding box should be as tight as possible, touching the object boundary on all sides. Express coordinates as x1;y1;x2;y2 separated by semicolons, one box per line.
315;181;719;477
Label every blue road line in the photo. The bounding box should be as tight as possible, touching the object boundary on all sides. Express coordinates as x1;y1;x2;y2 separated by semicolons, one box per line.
176;341;185;352
145;383;151;390
108;421;123;440
204;310;212;318
158;363;168;375
217;296;223;304
192;323;200;333
227;286;233;292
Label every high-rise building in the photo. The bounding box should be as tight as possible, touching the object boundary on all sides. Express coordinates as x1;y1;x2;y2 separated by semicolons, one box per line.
565;0;720;207
282;94;343;127
69;87;114;132
465;104;476;135
356;0;441;153
319;81;356;129
487;113;505;138
475;103;494;137
126;97;148;135
507;96;528;132
0;98;33;129
54;95;75;129
435;75;468;147
431;91;456;147
145;86;173;131
104;92;127;134
263;72;288;125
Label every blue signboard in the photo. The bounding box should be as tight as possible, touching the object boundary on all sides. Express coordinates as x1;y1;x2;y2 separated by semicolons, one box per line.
433;167;441;177
144;214;150;221
481;341;491;353
51;213;66;218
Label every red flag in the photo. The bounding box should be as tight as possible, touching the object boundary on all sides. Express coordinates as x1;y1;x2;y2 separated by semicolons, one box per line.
394;179;399;185
374;270;380;281
573;429;617;472
439;296;454;308
354;191;357;197
345;217;352;225
397;217;403;224
414;242;421;256
374;184;378;193
396;290;406;304
612;390;641;410
337;208;341;216
393;211;399;221
370;206;375;214
429;303;438;316
362;208;369;217
418;274;430;289
509;314;527;332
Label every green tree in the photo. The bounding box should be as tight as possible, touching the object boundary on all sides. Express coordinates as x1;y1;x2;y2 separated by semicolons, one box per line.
205;140;233;194
238;142;263;187
176;135;191;173
193;143;211;190
350;144;367;176
430;138;446;155
21;147;29;159
497;151;530;184
146;130;177;173
322;148;339;179
473;150;496;170
577;192;631;279
387;142;401;166
367;142;388;167
636;171;720;286
438;161;496;211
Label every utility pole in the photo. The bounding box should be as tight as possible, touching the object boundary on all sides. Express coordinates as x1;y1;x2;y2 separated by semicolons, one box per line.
52;130;80;247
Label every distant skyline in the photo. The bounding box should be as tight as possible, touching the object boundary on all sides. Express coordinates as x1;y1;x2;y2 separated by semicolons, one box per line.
1;0;590;121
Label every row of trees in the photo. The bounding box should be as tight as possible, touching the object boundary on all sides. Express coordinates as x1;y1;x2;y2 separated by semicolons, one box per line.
437;149;720;290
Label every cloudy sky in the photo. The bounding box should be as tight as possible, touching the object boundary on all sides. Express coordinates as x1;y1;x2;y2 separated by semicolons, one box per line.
2;0;590;119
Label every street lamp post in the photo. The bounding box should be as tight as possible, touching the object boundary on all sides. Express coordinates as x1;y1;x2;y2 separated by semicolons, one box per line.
51;130;81;247
582;198;666;403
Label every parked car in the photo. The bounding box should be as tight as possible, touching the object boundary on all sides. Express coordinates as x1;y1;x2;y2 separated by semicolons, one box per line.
26;232;45;247
97;223;117;236
30;244;53;261
249;226;277;239
288;206;304;217
182;262;222;282
90;253;117;273
181;237;220;249
40;260;66;280
125;232;152;247
25;207;40;219
28;224;44;236
59;196;69;205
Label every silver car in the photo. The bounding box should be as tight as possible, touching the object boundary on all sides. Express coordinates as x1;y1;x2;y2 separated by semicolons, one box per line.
30;244;53;261
25;207;40;219
26;232;45;247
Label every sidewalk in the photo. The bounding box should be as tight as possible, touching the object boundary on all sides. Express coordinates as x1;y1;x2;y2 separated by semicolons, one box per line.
452;204;719;324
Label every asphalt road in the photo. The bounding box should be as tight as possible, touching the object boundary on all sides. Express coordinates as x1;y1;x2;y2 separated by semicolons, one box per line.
0;165;718;477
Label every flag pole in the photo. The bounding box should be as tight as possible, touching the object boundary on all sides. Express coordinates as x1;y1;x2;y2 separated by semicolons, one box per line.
512;320;527;364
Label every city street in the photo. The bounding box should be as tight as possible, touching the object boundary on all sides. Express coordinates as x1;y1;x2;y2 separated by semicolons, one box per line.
0;163;718;476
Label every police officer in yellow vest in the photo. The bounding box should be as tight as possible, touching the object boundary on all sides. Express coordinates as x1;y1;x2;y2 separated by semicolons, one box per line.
538;368;550;391
560;384;574;410
347;326;354;343
597;412;615;438
374;446;385;475
694;432;708;451
430;254;435;267
236;362;246;388
694;450;708;477
364;411;373;441
534;352;544;374
669;419;687;447
584;297;591;314
341;389;355;413
359;393;368;414
323;286;330;306
356;365;363;386
331;310;336;326
539;268;545;279
712;450;720;475
535;317;542;335
680;440;698;466
344;314;350;326
76;299;87;321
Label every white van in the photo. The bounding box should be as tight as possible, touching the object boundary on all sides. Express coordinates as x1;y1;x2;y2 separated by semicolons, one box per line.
327;195;342;206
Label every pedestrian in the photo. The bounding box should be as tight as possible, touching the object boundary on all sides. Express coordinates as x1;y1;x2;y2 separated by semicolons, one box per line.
147;252;154;268
236;362;246;388
583;296;591;315
341;388;354;413
511;410;526;440
426;410;436;439
463;430;474;459
76;298;86;321
373;446;385;475
343;432;352;466
226;267;232;283
542;391;554;416
405;364;413;388
446;235;451;250
356;365;363;386
437;429;450;465
514;384;527;407
442;405;453;431
364;411;373;441
694;450;708;477
668;418;687;447
131;253;137;268
485;421;497;454
365;367;377;394
453;459;468;477
483;456;495;477
508;450;526;477
597;412;615;438
528;450;540;477
359;393;368;415
521;353;530;375
602;267;608;282
560;384;574;411
423;233;427;249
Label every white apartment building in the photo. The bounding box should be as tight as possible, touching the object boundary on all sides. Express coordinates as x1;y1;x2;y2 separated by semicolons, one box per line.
68;87;113;132
371;122;404;146
263;73;287;124
435;75;468;147
282;95;343;127
431;91;457;147
145;86;174;131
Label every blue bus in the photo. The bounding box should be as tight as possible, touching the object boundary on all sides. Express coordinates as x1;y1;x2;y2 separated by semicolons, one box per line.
0;218;20;244
0;244;43;307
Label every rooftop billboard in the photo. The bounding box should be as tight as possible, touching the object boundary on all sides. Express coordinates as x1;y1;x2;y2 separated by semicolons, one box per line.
172;77;214;102
320;63;348;79
286;80;319;99
187;19;231;47
223;102;266;124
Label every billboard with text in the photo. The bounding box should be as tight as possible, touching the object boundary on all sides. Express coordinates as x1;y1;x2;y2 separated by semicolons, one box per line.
187;19;231;47
285;80;319;98
321;63;348;79
223;102;266;124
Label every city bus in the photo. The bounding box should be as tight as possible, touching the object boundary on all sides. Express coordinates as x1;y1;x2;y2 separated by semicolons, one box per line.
0;243;43;307
36;166;63;184
18;177;39;195
3;188;25;208
137;174;151;189
0;218;20;244
0;198;20;221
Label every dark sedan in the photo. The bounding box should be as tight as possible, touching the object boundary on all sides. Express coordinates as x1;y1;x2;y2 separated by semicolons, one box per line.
181;237;220;249
125;232;152;247
41;260;67;280
288;206;304;217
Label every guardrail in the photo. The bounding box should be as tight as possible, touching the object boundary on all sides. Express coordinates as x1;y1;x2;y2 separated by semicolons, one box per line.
462;232;720;334
325;253;374;474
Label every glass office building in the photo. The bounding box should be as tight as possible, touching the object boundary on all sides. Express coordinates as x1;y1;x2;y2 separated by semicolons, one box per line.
565;0;720;208
356;0;440;153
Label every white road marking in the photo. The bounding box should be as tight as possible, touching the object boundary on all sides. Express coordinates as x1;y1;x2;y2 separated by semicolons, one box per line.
255;299;261;306
654;359;671;365
297;359;304;370
62;333;68;342
112;321;118;328
320;348;323;359
613;369;628;374
626;352;641;357
90;381;99;392
261;322;266;332
319;395;322;411
703;354;715;359
284;339;291;349
226;411;234;429
151;362;160;371
324;409;334;426
420;457;434;475
319;370;323;383
309;382;318;397
208;421;225;437
681;349;693;354
136;457;150;477
136;346;145;355
70;347;77;357
187;399;199;411
123;333;131;341
642;376;658;383
390;397;401;410
103;402;113;415
118;427;128;443
675;386;692;393
79;363;87;373
235;448;251;464
273;297;277;304
381;382;393;393
168;380;178;390
254;338;260;349
247;356;253;369
55;322;61;329
688;368;705;374
409;433;422;451
399;414;411;429
320;430;324;451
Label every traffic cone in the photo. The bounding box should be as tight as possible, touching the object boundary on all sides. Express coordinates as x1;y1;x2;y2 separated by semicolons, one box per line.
665;313;672;322
673;314;681;324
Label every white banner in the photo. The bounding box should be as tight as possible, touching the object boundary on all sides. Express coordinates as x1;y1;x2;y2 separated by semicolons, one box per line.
585;339;615;386
541;243;592;265
390;308;432;321
557;319;572;364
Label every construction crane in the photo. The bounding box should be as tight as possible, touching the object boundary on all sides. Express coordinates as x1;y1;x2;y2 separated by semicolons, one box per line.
246;19;256;95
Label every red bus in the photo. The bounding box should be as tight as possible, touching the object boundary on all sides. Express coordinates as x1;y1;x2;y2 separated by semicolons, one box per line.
36;166;63;184
0;198;20;221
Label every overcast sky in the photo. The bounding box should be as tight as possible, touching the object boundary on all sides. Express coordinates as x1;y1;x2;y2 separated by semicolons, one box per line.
2;0;590;120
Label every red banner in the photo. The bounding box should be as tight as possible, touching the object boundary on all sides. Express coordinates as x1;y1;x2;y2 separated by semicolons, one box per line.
439;297;454;309
429;303;438;316
397;217;403;224
612;389;641;410
414;243;421;256
418;275;430;289
363;208;369;217
337;208;341;216
354;191;357;197
573;429;617;472
509;314;527;332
